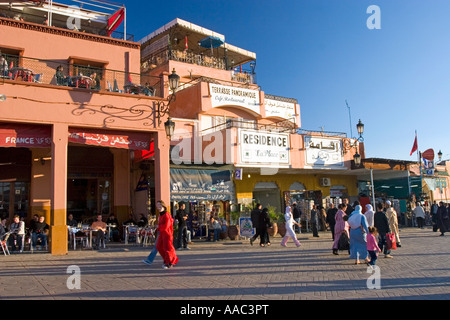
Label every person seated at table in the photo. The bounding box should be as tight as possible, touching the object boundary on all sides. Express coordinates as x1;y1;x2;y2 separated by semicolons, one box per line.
91;214;107;249
55;65;72;86
31;215;49;251
89;72;101;90
123;214;136;225
207;216;221;242
0;217;7;238
0;55;9;77
137;213;148;227
67;213;78;227
142;82;155;96
9;215;25;252
106;213;120;242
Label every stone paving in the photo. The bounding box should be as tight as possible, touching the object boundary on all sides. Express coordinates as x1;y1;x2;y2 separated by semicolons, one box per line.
0;227;449;301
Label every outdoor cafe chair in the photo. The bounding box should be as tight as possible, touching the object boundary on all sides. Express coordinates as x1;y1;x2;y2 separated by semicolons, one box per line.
1;232;11;256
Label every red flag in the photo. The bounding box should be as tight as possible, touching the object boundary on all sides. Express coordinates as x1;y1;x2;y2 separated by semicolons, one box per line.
410;134;418;156
106;7;125;37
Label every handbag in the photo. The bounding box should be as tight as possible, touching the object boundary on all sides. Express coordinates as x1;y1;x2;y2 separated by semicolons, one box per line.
386;233;397;250
338;232;350;251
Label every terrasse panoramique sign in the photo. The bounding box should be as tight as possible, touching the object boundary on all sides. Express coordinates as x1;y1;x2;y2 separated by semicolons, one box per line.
209;83;261;115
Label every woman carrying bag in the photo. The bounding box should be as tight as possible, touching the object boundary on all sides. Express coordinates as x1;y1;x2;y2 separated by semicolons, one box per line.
347;205;370;265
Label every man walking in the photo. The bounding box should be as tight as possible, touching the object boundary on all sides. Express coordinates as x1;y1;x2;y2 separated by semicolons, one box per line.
292;202;302;233
436;201;449;236
413;202;425;229
250;204;262;245
176;202;190;250
310;204;319;237
326;203;337;240
374;202;392;258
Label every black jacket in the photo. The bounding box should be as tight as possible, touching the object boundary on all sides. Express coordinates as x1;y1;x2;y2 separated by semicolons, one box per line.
374;211;391;235
251;208;261;227
293;206;302;219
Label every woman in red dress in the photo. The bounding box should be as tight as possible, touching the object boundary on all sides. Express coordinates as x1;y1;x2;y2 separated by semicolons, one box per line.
155;200;179;269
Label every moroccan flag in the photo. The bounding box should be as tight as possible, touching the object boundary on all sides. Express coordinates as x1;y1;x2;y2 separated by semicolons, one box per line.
410;133;418;156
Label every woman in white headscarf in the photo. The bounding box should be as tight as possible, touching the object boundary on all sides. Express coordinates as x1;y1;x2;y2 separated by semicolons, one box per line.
281;205;301;248
348;205;370;264
365;204;374;227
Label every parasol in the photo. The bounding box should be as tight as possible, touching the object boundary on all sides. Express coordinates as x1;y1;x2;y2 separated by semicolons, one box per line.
198;36;224;55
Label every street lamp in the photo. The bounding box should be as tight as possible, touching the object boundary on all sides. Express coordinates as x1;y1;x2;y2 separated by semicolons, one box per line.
354;152;362;167
356;119;364;141
353;119;364;166
438;150;443;162
155;68;180;139
0;94;6;101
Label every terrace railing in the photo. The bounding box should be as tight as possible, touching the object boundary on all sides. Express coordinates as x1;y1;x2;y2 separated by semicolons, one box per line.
0;53;162;97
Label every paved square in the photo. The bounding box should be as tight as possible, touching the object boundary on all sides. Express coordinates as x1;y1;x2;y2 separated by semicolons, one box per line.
0;228;449;300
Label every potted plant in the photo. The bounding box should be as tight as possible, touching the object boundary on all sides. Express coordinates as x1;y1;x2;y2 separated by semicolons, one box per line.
277;211;287;238
267;206;279;237
228;211;240;240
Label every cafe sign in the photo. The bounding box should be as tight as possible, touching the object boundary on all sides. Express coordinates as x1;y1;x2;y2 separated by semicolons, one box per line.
304;136;344;167
239;129;290;166
209;83;260;115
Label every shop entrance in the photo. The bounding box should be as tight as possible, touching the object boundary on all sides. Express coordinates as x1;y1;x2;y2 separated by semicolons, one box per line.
253;182;281;212
0;148;31;221
67;178;112;223
67;146;114;223
0;181;29;221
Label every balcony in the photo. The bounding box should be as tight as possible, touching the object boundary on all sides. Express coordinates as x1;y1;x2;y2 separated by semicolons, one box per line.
0;1;133;42
0;53;162;97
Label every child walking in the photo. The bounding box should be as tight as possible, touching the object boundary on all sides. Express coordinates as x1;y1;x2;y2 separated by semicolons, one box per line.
367;227;381;268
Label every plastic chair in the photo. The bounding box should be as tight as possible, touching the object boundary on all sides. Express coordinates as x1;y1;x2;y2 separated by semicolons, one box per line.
1;232;11;256
72;229;88;250
125;225;139;245
141;227;156;247
33;73;43;83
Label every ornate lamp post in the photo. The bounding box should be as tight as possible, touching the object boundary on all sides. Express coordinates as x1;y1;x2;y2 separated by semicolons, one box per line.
353;119;364;166
155;68;180;139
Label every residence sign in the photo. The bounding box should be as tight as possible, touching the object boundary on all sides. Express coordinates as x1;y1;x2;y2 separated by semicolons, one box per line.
239;129;290;166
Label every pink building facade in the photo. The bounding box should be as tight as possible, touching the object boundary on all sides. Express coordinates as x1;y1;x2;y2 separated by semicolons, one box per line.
0;6;171;255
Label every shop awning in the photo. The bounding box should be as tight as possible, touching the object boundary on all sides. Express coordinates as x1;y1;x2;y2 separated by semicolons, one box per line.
170;167;235;201
0;123;51;148
68;128;153;151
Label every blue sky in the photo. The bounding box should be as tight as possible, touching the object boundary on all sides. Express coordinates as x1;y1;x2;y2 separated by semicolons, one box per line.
121;0;450;162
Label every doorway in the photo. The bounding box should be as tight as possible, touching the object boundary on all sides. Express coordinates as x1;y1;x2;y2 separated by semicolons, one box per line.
253;182;281;212
67;178;112;223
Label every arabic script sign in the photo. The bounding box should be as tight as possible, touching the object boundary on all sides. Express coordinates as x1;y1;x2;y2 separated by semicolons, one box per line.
265;98;296;121
68;128;151;151
304;136;344;167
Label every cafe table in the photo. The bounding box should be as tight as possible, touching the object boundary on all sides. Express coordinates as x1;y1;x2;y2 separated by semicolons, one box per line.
72;75;94;89
10;67;35;82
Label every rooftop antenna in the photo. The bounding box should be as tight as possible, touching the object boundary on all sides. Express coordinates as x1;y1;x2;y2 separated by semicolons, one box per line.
346;100;353;138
